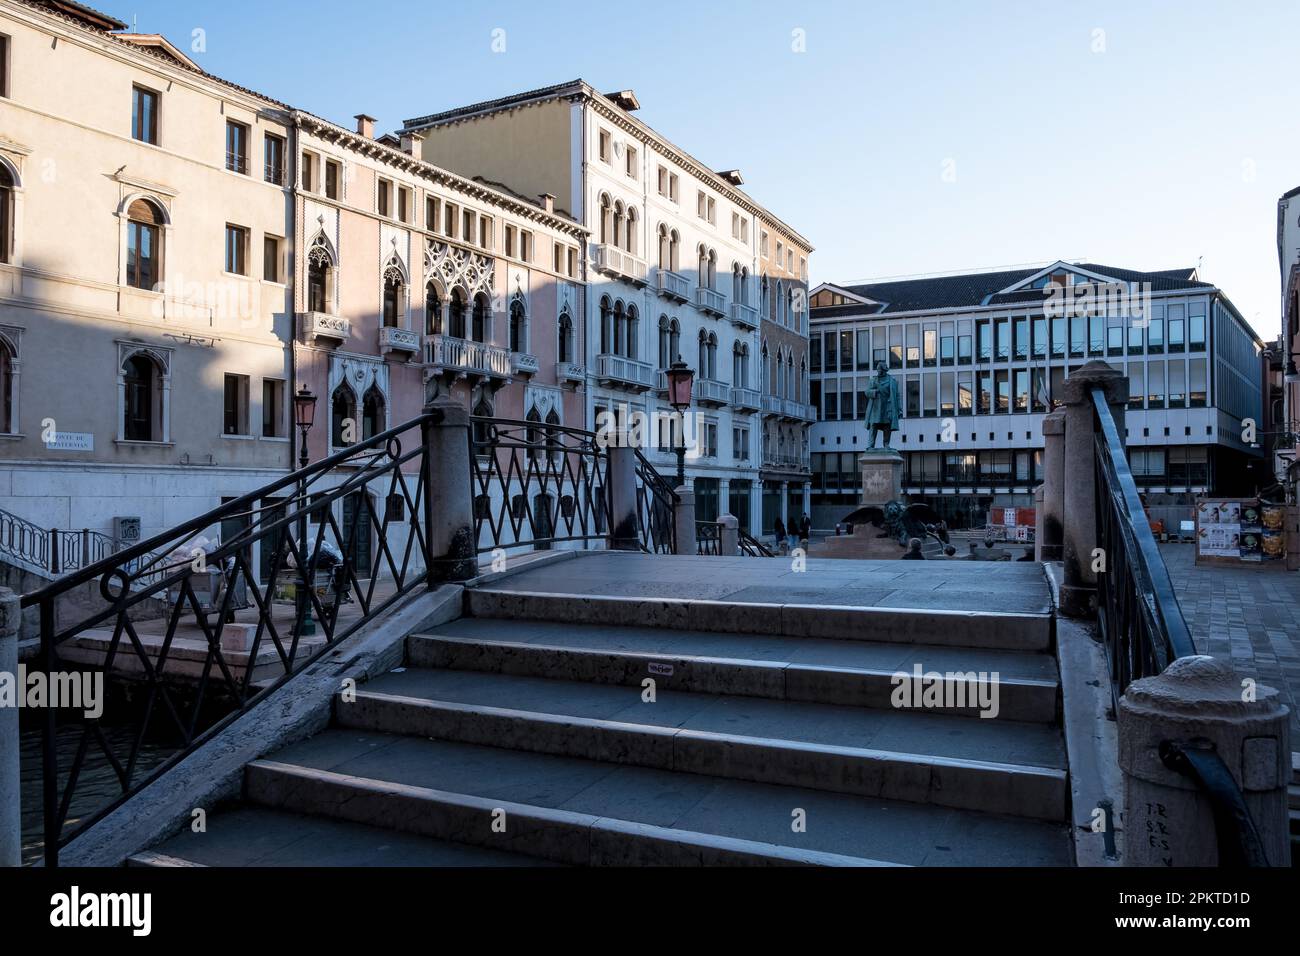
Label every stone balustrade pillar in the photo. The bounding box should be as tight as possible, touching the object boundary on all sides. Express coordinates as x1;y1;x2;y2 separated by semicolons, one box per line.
1038;410;1065;562
422;398;477;582
1058;361;1127;617
717;513;739;556
1119;656;1292;866
607;443;639;551
673;485;696;555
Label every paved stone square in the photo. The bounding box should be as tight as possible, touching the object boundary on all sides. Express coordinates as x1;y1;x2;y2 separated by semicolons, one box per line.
1161;543;1300;738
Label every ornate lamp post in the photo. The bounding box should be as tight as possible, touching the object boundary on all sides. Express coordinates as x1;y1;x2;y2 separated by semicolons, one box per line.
293;386;317;636
665;360;694;489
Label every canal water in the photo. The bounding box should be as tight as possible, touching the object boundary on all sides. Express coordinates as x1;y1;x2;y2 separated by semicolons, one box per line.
20;722;179;866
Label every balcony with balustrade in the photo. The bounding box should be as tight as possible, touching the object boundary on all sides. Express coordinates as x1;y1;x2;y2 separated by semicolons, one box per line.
730;386;761;412
299;311;351;346
695;378;730;408
510;352;540;376
379;325;420;358
594;353;655;392
592;244;649;286
556;362;586;386
654;268;690;303
729;302;759;331
695;286;727;318
424;334;512;380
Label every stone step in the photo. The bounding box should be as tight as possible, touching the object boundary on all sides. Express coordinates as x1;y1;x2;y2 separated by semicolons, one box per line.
338;668;1068;820
246;729;1073;866
464;588;1051;651
408;617;1060;722
128;806;559;867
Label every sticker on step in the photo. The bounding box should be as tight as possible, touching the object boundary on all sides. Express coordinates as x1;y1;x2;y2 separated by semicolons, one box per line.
648;662;674;676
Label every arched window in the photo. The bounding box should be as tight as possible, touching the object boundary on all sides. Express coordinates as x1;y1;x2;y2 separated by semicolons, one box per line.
761;343;769;393
425;283;441;335
558;309;574;363
125;198;164;290
509;295;526;353
599;194;613;245
733;342;748;388
382;264;403;328
332;384;357;447
658;315;672;369
472;396;492;446
625;207;638;255
545;409;561;465
669;229;680;272
471;292;489;343
786;285;795;329
697;244;708;287
707;333;718;380
0;164;13;265
449;289;467;338
0;340;12;433
613;200;625;250
307;236;333;314
624;305;638;359
740;267;749;306
707;249;717;290
122;353;161;441
776;279;785;324
599;296;612;354
697;330;708;377
669;319;680;366
798;357;806;402
732;263;742;303
612;300;625;356
526;406;542;462
657;224;670;271
362;385;385;440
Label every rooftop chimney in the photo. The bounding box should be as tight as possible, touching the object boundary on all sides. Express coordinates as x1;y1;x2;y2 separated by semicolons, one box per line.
354;114;377;139
718;169;744;186
538;193;556;214
603;90;641;112
399;131;424;156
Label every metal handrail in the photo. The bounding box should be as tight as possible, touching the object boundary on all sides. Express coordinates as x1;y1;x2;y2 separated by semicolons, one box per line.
739;528;775;557
1090;387;1195;696
22;412;438;866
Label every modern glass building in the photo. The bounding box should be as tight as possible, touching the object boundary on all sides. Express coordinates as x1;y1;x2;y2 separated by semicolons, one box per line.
807;261;1265;530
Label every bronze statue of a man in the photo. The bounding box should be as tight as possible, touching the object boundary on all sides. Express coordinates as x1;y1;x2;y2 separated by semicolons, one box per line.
863;361;901;449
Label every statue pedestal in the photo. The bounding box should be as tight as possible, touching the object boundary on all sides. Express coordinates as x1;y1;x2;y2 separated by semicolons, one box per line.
858;449;903;506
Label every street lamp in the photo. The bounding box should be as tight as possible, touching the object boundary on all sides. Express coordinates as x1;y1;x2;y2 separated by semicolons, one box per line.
665;360;694;488
292;385;317;636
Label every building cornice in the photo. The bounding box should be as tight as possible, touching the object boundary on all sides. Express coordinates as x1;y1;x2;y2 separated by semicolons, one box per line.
294;111;588;239
402;79;813;254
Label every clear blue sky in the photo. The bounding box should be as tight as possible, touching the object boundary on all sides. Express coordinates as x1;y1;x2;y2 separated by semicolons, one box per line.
121;0;1298;339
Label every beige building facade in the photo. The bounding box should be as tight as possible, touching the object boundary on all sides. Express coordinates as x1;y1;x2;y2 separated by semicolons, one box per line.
0;0;294;556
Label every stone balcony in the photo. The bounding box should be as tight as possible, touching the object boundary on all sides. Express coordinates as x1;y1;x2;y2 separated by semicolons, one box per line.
510;352;540;376
695;378;730;407
654;268;690;303
730;386;761;412
729;302;759;331
594;353;655;391
592;244;649;286
379;325;420;357
761;394;782;416
556;361;586;386
786;400;818;422
424;334;511;379
299;311;350;346
695;287;726;317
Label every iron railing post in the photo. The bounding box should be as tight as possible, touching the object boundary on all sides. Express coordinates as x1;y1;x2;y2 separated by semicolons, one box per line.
607;443;639;551
48;527;59;575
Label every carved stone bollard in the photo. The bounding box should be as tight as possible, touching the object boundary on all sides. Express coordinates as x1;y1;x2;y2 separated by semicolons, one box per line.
672;486;696;555
422;398;477;582
717;513;739;556
1118;655;1291;866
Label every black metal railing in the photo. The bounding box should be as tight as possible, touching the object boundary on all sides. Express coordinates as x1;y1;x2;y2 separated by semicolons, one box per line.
21;413;437;866
0;508;147;578
739;528;775;557
695;521;721;555
469;418;676;555
1091;388;1196;698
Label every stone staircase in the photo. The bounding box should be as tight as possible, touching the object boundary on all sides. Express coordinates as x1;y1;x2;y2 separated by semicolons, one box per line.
132;557;1074;867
